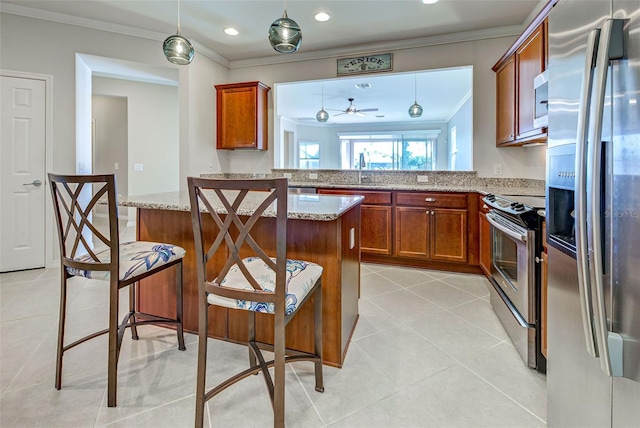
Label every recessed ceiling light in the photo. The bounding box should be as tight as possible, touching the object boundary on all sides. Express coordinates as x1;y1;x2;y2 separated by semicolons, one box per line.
314;12;331;22
224;27;239;36
422;0;439;4
355;83;372;89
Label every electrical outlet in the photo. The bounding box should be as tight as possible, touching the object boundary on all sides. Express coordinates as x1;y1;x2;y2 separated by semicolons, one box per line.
134;163;144;172
309;173;318;180
417;175;429;183
283;172;292;179
494;163;503;176
114;163;119;170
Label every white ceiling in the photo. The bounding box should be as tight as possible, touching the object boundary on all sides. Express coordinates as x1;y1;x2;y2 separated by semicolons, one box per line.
277;66;472;125
2;0;542;62
1;0;543;125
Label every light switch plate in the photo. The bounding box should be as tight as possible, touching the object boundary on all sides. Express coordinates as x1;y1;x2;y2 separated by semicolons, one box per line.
309;173;318;180
283;172;292;179
134;163;144;172
417;175;429;183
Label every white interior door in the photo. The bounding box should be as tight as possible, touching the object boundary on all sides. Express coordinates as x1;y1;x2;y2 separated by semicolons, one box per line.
0;76;46;272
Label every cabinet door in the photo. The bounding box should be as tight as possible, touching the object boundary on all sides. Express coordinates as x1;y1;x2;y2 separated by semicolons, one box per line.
361;205;392;255
479;211;492;276
429;208;468;263
516;24;545;139
496;55;516;145
217;85;257;149
395;206;429;259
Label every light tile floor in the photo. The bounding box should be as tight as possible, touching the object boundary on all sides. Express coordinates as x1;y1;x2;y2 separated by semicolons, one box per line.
1;254;546;427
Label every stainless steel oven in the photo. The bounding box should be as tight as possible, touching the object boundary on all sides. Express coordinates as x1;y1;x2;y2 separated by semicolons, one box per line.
483;194;545;371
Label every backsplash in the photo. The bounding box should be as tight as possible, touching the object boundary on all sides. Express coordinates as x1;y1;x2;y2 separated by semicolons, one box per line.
201;169;545;189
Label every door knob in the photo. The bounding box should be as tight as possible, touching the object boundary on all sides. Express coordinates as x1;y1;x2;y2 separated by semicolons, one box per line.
22;180;42;187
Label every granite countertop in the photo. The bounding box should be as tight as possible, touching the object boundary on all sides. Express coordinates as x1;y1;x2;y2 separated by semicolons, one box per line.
288;182;546;197
120;191;364;221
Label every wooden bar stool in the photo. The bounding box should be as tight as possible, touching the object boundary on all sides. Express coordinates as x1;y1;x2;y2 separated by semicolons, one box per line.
188;177;324;428
48;173;186;407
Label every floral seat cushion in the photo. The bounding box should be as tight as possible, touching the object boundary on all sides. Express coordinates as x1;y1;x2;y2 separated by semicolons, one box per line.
66;241;186;281
208;257;323;315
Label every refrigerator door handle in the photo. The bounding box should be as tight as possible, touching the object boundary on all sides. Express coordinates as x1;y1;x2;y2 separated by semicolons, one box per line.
575;27;600;359
587;18;626;377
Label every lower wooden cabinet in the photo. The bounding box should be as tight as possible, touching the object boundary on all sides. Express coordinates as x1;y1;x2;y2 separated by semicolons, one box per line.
317;188;392;255
361;205;392;255
395;206;467;262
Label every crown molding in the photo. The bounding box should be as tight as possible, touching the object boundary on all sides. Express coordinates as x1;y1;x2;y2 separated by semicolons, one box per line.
1;2;520;71
229;25;523;69
0;3;230;68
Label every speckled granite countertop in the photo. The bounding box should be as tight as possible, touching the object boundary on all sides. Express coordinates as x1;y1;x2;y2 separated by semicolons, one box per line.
120;191;364;221
289;182;545;197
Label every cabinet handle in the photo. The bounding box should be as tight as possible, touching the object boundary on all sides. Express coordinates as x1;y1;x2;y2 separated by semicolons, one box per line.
425;197;436;202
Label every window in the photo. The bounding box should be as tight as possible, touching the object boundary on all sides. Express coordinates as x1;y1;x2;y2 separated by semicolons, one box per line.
299;141;320;169
339;132;438;170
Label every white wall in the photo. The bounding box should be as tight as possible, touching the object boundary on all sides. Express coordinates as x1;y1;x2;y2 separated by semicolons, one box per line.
229;37;546;179
0;12;229;190
92;77;179;196
447;96;473;170
92;94;128;216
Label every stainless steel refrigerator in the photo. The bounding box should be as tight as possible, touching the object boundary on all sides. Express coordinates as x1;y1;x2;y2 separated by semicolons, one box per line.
546;0;640;426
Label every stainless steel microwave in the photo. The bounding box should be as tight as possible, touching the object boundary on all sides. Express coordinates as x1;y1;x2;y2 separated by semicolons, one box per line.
533;70;548;129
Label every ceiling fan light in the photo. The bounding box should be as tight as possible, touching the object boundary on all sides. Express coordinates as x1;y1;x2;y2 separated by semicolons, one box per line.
316;109;329;122
163;33;194;65
408;102;423;118
269;10;302;53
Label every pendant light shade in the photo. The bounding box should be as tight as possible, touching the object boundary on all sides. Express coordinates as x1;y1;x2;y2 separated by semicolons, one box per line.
163;0;194;65
316;83;329;122
269;2;302;54
408;74;423;118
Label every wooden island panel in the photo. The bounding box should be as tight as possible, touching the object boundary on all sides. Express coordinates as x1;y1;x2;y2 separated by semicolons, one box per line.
136;204;361;368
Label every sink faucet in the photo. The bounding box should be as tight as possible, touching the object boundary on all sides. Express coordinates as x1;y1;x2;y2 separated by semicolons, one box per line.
358;152;366;184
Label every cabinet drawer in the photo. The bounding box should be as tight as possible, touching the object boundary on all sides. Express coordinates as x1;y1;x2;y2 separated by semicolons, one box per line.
396;192;467;209
318;188;392;205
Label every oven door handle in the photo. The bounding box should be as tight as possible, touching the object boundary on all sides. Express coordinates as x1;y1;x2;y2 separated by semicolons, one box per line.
486;213;527;243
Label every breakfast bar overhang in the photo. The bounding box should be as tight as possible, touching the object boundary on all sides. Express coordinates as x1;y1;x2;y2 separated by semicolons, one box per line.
122;191;363;367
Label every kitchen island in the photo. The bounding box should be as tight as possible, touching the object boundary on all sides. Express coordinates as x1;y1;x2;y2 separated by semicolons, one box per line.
121;191;363;367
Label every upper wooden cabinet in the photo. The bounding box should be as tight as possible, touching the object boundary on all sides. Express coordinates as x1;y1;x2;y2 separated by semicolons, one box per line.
493;0;558;147
495;55;517;145
215;81;270;150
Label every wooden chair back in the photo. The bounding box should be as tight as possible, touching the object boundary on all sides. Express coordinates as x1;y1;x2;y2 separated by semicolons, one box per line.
48;173;119;276
187;177;288;305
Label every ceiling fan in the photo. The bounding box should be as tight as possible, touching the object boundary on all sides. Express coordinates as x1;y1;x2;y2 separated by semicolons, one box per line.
329;98;379;117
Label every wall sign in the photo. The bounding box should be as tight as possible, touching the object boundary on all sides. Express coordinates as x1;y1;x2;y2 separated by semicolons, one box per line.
336;53;393;76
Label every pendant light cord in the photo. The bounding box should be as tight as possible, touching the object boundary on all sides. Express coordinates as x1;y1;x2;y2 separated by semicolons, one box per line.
414;74;418;103
177;0;182;35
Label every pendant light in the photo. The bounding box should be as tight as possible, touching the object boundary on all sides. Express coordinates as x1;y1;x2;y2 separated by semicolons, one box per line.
268;0;302;53
316;83;329;122
408;73;423;118
163;0;194;65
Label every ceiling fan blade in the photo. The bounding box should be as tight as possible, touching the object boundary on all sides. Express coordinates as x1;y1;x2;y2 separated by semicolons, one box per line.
333;112;346;116
325;108;344;112
356;112;366;117
357;108;379;112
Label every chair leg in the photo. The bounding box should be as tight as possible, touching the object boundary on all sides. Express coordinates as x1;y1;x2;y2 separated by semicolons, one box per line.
248;311;256;368
107;278;120;407
55;272;68;390
194;300;209;428
273;308;286;428
175;262;186;351
129;282;139;340
313;286;324;393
